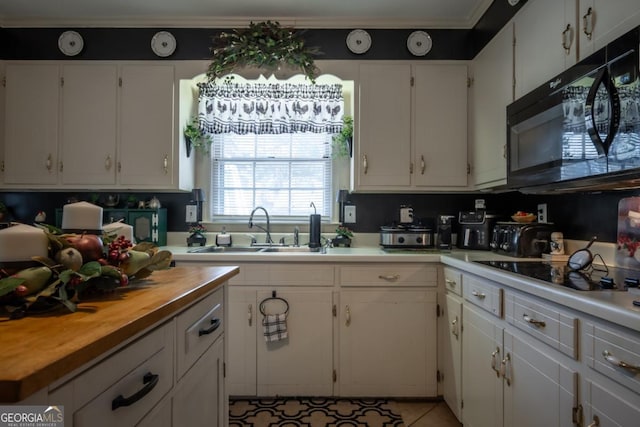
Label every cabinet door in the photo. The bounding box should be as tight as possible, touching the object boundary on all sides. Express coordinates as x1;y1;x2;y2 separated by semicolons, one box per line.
470;22;513;188
462;304;504;427
579;0;640;60
227;287;257;396
339;289;437;397
413;64;468;187
61;64;118;185
4;64;59;184
503;330;578;427
173;336;224;427
119;65;174;187
514;0;577;98
356;63;412;188
256;288;334;396
584;377;640;427
439;292;463;421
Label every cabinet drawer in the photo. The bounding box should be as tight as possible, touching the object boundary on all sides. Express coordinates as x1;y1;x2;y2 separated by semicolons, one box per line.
176;287;224;379
505;292;578;359
443;267;462;296
269;264;335;286
73;322;174;427
340;264;437;287
463;274;502;318
584;320;640;394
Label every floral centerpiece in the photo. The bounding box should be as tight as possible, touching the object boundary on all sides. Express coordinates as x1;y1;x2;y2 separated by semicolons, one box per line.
0;225;172;320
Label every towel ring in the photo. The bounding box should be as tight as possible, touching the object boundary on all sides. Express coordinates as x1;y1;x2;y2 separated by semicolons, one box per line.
259;291;290;316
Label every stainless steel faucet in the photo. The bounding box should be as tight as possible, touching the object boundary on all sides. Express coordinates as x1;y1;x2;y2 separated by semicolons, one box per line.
293;226;300;247
248;206;273;244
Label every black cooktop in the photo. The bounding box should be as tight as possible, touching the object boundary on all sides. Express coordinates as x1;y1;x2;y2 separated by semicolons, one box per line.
475;260;640;291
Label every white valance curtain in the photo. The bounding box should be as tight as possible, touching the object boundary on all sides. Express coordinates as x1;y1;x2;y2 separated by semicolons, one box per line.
197;82;344;135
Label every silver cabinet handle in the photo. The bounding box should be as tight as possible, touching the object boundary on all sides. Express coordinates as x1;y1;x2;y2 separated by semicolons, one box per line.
378;274;400;282
451;317;459;340
562;23;573;54
345;305;351;326
363;154;368;174
501;352;512;386
602;350;640;373
582;7;594;40
420;155;425;174
163;155;169;174
105;155;112;171
445;278;457;289
587;415;600;427
471;290;486;299
46;154;52;172
523;313;546;328
248;304;253;327
491;347;501;377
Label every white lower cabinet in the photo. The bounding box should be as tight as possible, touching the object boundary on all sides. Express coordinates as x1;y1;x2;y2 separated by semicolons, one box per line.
227;286;258;396
47;286;226;427
583;377;640;427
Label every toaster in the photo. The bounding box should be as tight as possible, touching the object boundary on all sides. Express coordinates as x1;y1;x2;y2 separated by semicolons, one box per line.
490;222;555;258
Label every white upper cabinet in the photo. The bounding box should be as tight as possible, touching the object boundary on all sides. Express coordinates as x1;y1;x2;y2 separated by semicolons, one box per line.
61;64;118;185
469;22;514;189
118;64;176;188
355;62;468;192
579;0;640;61
514;0;578;99
4;64;60;185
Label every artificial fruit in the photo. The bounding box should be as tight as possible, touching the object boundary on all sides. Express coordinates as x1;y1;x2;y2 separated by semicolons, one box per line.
65;234;104;262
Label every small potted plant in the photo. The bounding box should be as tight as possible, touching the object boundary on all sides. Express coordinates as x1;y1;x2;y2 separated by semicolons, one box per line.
332;116;353;158
333;225;353;247
187;223;208;247
184;116;213;156
126;195;138;209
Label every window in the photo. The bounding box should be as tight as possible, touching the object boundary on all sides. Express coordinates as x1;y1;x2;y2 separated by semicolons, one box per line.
210;132;333;220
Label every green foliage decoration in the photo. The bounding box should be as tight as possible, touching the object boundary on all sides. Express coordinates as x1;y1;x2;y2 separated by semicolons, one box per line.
332;115;353;158
207;21;321;83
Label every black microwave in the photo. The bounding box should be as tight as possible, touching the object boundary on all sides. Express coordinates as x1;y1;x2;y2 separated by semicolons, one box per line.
506;26;640;192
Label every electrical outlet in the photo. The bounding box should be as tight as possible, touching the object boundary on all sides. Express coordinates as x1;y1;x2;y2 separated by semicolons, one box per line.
537;203;548;223
344;205;356;223
186;205;198;223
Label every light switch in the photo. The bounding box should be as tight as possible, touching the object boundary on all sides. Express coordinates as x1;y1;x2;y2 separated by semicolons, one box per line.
344;205;356;223
186;205;198;223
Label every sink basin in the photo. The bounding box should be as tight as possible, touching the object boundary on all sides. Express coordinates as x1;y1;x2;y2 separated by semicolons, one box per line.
260;246;315;253
187;246;264;253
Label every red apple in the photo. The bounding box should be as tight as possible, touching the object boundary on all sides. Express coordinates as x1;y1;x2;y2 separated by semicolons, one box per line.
66;234;105;262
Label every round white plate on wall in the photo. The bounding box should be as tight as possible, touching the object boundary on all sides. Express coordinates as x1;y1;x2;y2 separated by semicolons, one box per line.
346;29;372;54
407;31;432;56
58;31;84;56
151;31;177;57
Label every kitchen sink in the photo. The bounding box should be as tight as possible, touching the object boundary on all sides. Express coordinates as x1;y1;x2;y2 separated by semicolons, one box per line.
260;246;315;253
187;246;264;253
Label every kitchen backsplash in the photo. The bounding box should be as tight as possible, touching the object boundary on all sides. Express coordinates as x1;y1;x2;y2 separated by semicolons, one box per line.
1;189;639;244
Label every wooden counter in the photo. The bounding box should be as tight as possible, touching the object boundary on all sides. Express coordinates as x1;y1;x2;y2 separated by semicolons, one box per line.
0;265;239;403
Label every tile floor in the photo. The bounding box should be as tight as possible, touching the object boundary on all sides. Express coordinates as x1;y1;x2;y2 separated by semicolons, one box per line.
391;400;462;427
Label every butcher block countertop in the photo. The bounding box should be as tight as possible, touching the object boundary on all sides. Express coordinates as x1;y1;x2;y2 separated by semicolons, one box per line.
0;265;239;403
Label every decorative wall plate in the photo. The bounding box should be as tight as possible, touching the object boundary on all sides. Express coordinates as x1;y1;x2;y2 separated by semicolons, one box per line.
58;31;84;56
346;29;372;54
151;31;177;57
407;31;432;56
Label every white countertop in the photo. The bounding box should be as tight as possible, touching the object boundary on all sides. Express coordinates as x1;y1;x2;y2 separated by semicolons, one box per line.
164;243;640;333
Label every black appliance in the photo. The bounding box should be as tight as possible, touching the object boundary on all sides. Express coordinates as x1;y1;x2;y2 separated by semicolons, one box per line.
436;214;455;250
476;260;639;292
458;211;496;250
490;222;555;258
506;26;640;192
379;223;434;249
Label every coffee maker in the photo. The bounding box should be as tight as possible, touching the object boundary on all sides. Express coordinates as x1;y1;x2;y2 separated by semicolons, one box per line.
458;211;496;250
436;215;455;250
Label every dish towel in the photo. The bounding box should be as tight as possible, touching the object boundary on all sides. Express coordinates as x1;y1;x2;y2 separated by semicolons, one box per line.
262;313;288;342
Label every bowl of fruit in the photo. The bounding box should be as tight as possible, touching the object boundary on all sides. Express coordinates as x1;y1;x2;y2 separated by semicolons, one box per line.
511;211;536;223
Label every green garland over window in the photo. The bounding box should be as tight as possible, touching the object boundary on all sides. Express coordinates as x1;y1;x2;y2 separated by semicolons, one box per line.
207;21;321;83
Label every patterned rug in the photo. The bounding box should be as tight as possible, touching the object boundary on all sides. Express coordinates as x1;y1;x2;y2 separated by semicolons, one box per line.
229;397;404;427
